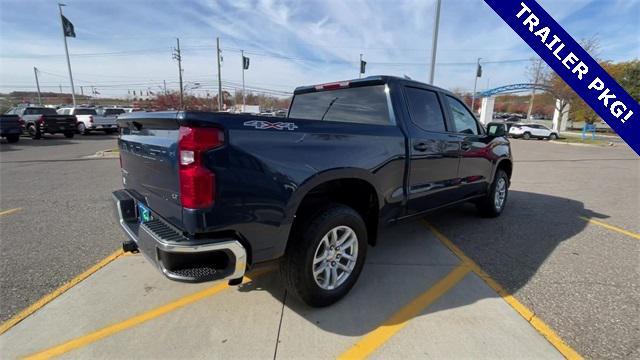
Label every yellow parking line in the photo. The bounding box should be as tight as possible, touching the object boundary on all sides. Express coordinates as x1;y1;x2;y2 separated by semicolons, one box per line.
579;216;640;240
0;207;22;217
0;249;125;336
23;269;271;360
338;263;470;359
423;220;583;360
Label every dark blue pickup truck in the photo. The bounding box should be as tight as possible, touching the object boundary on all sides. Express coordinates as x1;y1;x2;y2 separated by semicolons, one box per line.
113;76;512;306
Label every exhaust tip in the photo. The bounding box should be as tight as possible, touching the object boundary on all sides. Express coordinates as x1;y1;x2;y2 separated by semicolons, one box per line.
122;240;139;253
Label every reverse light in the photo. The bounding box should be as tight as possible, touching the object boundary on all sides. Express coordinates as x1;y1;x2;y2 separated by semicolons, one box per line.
177;126;224;209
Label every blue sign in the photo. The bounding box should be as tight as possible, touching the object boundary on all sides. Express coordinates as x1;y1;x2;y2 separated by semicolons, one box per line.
484;0;639;155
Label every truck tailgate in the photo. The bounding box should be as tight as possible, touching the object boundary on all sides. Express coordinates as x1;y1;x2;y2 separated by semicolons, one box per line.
118;113;183;228
45;115;76;130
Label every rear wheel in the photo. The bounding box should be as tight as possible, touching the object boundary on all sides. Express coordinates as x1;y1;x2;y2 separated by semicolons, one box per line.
523;132;531;140
548;133;558;140
28;125;41;139
476;169;509;218
280;204;367;307
6;134;19;143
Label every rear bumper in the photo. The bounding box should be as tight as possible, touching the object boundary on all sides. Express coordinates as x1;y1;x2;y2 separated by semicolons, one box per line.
112;189;247;283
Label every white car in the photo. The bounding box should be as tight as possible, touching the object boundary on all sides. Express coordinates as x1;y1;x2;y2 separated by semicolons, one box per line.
509;124;558;140
57;107;118;135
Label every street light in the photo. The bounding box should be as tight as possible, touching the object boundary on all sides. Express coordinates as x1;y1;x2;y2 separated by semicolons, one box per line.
471;57;482;112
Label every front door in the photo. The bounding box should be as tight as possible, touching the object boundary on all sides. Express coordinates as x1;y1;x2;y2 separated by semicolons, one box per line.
403;86;462;214
443;95;494;199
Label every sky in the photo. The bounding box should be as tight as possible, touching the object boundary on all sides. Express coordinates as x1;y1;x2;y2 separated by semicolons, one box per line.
0;0;638;98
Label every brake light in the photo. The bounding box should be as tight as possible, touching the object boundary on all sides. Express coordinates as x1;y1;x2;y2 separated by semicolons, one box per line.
89;115;94;123
38;115;45;125
178;126;224;209
18;117;24;126
315;81;350;91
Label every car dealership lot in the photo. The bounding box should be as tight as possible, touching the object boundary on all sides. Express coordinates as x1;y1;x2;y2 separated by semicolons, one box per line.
0;137;638;359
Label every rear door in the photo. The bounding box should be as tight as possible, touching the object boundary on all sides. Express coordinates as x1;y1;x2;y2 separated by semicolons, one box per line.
443;95;493;199
402;86;462;214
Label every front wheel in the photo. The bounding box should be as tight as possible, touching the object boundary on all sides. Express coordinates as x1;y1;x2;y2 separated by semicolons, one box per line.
77;123;88;135
523;132;531;140
280;204;367;307
476;169;509;218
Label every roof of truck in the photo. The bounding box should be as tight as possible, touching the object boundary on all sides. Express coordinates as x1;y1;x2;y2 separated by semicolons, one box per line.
293;75;455;96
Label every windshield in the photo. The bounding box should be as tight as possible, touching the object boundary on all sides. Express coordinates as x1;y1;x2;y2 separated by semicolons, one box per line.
75;108;97;115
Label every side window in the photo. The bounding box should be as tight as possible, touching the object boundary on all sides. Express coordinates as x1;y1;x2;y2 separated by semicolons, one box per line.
446;95;479;135
404;87;446;132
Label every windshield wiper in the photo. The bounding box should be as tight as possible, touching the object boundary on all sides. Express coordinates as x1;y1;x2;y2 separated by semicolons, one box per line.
320;97;339;121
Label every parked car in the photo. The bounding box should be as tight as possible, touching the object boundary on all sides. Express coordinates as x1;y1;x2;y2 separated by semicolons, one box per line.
5;106;76;139
57;107;117;134
509;124;558;140
112;75;513;307
0;114;21;143
96;108;125;133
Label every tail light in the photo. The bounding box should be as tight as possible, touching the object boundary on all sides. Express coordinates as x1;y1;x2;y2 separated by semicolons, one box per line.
178;126;224;209
18;117;24;126
38;115;45;125
89;115;94;123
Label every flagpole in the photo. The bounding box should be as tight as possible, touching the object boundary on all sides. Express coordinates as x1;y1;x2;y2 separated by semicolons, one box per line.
58;3;76;107
241;50;246;111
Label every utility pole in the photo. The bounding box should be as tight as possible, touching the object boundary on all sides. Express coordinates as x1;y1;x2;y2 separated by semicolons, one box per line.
241;50;246;111
59;84;63;94
58;3;76;107
216;37;223;111
33;67;42;105
163;80;167;95
359;54;363;78
471;57;482;112
80;85;84;96
172;38;184;109
428;0;442;85
527;59;543;120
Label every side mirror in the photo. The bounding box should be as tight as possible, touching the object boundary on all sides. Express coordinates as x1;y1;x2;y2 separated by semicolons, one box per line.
486;123;506;137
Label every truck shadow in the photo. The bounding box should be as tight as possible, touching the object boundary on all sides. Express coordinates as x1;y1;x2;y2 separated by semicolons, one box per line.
0;134;118;149
239;190;606;337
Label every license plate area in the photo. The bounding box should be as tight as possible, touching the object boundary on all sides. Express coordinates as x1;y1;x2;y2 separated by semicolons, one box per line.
137;203;153;223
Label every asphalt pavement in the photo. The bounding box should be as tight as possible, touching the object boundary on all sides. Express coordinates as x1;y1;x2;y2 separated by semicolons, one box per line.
0;134;124;322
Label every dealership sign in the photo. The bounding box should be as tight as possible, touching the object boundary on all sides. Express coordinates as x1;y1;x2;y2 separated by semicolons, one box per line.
484;0;639;155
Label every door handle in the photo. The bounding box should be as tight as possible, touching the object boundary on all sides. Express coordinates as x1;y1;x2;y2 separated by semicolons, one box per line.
413;142;429;151
461;142;471;151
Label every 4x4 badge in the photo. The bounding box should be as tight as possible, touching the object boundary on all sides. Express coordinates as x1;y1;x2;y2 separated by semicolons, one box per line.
243;120;298;131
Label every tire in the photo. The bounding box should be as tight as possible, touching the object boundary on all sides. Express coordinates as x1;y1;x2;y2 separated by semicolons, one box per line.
476;169;509;218
77;123;88;135
523;132;531;140
280;204;368;307
28;125;41;140
548;133;558;140
64;132;75;139
6;134;19;143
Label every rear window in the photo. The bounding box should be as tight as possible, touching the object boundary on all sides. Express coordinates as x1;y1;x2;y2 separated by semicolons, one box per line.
24;108;57;115
104;109;125;116
75;108;97;115
288;85;391;125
